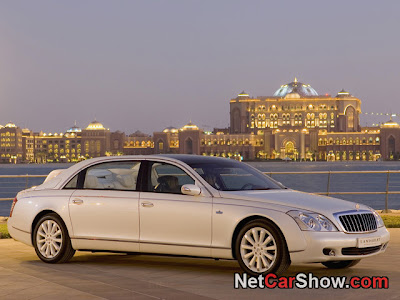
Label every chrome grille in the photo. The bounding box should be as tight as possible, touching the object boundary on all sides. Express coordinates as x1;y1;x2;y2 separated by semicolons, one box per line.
337;212;377;233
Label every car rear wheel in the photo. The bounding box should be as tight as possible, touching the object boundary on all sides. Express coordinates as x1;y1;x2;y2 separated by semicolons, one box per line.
33;213;75;263
322;260;361;269
235;219;290;276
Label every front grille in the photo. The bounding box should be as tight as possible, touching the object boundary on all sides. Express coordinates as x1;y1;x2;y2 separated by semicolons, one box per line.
338;212;377;233
342;246;381;256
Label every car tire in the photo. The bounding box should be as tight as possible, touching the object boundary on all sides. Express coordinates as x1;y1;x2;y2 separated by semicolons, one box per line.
235;219;290;276
321;260;361;269
33;213;75;263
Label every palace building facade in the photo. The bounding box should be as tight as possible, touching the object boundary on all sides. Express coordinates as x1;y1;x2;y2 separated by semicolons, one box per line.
1;78;400;163
227;78;373;161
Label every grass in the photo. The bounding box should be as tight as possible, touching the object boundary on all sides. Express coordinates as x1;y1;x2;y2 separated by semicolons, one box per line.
380;215;400;228
0;215;399;239
0;223;10;239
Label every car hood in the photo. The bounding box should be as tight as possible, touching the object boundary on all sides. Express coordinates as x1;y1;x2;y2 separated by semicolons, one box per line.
219;189;368;216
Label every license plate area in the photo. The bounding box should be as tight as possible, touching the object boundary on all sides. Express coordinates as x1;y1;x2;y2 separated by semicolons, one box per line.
357;237;381;248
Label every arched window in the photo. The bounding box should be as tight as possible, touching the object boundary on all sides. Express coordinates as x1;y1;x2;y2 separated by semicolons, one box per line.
96;141;101;153
232;108;241;133
388;136;395;159
345;106;356;131
185;138;193;154
158;141;164;151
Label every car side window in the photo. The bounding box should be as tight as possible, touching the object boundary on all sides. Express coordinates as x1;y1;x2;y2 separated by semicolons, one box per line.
64;174;78;189
146;162;195;194
83;161;141;191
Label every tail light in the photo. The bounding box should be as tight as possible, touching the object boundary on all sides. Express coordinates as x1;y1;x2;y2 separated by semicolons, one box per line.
9;197;18;217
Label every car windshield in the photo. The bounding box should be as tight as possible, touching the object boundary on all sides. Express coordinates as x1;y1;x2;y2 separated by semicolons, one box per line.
187;160;283;191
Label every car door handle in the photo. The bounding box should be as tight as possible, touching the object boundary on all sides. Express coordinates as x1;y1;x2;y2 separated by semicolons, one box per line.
141;201;154;208
72;199;84;205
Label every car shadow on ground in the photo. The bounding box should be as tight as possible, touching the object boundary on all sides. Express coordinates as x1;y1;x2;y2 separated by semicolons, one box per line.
21;252;393;279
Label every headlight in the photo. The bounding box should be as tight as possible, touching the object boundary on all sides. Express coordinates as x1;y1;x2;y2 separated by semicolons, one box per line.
371;209;385;228
287;210;338;232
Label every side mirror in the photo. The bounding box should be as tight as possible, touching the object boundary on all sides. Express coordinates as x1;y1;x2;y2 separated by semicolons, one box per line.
181;184;201;196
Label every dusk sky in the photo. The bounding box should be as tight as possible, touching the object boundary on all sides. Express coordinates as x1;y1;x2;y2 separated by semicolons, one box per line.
0;1;399;134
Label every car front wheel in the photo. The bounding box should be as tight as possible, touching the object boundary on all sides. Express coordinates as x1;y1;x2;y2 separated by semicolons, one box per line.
33;213;75;263
235;219;290;276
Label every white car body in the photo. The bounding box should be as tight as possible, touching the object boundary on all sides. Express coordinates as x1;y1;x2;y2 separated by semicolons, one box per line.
8;155;390;274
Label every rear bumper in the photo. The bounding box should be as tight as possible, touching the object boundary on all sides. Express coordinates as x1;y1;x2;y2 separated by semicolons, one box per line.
7;218;32;247
290;226;390;264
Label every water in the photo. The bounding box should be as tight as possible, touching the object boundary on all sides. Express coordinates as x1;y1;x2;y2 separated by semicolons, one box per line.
1;161;400;216
0;164;72;216
247;161;400;211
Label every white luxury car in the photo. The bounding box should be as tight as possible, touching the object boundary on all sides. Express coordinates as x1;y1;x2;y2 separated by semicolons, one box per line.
8;155;390;275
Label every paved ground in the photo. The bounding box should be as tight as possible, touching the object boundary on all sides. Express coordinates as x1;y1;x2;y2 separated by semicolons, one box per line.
0;229;399;300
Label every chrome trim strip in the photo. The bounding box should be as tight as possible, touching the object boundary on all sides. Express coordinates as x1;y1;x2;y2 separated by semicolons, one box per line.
71;237;139;243
71;237;230;250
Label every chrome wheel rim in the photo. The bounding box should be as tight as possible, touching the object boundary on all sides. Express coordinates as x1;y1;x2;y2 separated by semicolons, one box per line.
240;227;277;273
36;220;63;259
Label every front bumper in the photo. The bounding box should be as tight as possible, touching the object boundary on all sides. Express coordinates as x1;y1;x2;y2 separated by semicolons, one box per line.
290;226;390;264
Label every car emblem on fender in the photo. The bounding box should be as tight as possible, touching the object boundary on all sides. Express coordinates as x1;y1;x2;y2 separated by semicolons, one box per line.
355;204;360;210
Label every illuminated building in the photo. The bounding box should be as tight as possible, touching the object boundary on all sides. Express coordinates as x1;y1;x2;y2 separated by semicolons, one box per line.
164;78;400;161
123;131;154;155
81;120;110;158
1;78;400;163
229;78;366;160
0;122;23;163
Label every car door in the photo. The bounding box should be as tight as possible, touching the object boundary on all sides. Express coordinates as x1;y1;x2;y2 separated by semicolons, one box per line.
139;160;212;257
68;160;141;251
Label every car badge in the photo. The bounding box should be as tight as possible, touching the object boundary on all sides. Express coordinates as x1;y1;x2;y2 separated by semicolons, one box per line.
355;204;360;210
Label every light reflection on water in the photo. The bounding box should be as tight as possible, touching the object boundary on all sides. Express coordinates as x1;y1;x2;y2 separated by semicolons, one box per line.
1;161;400;216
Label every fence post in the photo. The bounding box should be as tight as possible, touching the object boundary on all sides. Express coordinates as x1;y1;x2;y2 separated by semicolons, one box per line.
383;171;392;213
326;171;331;196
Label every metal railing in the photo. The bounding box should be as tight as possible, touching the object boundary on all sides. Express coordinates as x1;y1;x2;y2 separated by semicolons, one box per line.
1;171;399;212
265;170;400;212
0;175;47;201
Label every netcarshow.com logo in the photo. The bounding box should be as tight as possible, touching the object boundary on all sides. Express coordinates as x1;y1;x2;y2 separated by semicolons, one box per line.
234;273;389;289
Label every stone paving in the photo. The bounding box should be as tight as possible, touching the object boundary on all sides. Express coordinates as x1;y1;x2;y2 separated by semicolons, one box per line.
0;229;399;300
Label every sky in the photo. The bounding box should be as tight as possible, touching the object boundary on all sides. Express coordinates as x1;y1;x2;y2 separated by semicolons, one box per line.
0;0;399;134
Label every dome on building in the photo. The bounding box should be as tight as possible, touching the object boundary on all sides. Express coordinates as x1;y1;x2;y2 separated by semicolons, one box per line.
236;91;250;98
381;117;400;128
181;121;199;131
336;89;352;97
5;122;16;128
273;78;318;97
163;126;179;133
86;119;106;130
66;122;82;133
